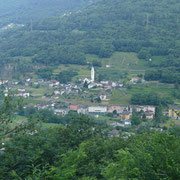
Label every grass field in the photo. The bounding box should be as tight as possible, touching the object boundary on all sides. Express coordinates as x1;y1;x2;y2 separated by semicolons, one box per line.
110;89;131;105
109;82;179;105
87;52;149;71
51;52;150;82
160;118;180;128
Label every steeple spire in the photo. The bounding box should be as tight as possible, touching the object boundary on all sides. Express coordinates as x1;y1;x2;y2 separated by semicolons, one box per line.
91;66;95;82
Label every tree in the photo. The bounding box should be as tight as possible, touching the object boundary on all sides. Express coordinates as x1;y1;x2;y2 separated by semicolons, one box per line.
131;111;141;126
56;69;78;83
102;149;140;179
83;81;89;88
174;82;179;89
0;96;34;141
95;97;101;103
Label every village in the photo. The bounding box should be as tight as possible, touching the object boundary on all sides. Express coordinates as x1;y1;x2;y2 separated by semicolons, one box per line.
0;66;179;129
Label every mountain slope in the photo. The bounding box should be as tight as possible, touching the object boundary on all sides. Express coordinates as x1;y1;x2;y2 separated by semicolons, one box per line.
0;0;94;27
0;0;180;82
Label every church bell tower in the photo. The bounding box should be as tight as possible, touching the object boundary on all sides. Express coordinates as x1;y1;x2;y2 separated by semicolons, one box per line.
91;66;95;82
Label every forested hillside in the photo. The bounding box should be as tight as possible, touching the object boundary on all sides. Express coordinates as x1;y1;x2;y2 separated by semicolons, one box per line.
0;0;94;27
0;0;180;82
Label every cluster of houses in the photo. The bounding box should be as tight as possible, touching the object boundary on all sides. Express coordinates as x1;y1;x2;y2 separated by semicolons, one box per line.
68;104;155;119
31;102;156;122
4;87;30;98
1;66;179;125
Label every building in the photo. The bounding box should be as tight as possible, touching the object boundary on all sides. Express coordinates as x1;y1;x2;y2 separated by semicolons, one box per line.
100;93;108;101
169;106;180;119
133;105;156;114
124;120;131;126
108;105;128;113
106;64;111;68
88;82;96;89
108;129;119;137
69;104;80;111
18;88;26;92
119;110;131;120
77;106;88;114
15;91;30;98
100;81;109;85
54;90;61;95
88;106;107;114
54;109;68;116
130;76;140;83
143;111;154;119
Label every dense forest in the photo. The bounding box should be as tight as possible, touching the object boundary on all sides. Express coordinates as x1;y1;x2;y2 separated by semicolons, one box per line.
0;0;94;27
0;0;179;82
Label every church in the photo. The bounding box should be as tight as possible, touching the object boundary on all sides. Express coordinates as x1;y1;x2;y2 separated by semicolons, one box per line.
82;66;96;88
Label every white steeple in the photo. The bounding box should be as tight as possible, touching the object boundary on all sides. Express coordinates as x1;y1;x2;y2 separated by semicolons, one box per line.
91;66;95;82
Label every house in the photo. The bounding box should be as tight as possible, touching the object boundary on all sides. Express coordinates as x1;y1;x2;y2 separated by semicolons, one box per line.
48;80;60;87
100;81;109;85
96;83;103;87
60;90;65;95
111;82;117;88
25;82;29;86
108;129;119;137
119;110;131;120
104;85;112;90
118;83;123;87
38;79;44;83
99;93;108;101
25;78;31;82
124;120;131;126
3;80;8;84
4;89;8;93
18;88;26;92
35;103;49;110
88;82;96;89
54;90;61;95
169;106;180;119
54;109;68;116
19;92;30;98
82;78;91;84
106;64;111;68
15;91;30;98
69;104;80;111
52;95;59;100
12;81;18;85
88;106;107;114
108;105;128;113
77;106;88;114
23;104;34;109
130;76;140;83
34;82;39;85
144;111;154;119
133;105;156;114
52;80;60;86
49;83;54;88
108;122;125;128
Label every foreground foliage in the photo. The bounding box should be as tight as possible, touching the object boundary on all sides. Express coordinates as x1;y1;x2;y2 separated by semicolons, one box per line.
0;115;180;179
